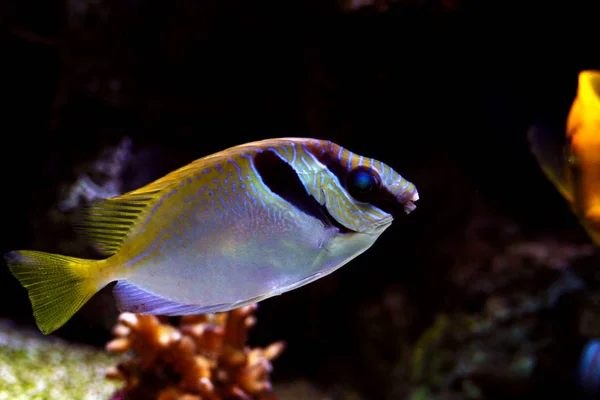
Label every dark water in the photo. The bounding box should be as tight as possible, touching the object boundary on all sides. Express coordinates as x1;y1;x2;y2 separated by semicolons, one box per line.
1;1;600;398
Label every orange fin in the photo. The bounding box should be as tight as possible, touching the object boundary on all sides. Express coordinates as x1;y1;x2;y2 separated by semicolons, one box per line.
527;125;574;203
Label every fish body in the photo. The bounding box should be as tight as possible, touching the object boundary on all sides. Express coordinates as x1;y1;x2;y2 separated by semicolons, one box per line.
5;138;418;334
528;70;600;244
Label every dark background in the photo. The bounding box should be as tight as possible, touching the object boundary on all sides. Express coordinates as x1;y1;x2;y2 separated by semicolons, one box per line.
1;0;600;398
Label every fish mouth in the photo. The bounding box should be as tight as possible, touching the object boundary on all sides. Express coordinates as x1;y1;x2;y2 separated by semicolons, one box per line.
399;190;419;215
393;183;419;215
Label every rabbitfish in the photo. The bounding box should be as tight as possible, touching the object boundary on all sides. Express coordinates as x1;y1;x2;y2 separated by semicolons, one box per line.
528;70;600;245
5;138;419;334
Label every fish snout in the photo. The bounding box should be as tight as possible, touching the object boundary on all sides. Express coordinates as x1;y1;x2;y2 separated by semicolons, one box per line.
392;181;419;215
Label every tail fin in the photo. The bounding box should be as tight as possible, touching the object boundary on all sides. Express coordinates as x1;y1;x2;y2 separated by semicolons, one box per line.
4;250;103;335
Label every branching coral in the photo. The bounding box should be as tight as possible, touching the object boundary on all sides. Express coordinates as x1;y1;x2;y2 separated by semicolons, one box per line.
105;305;285;400
58;136;133;213
406;234;599;399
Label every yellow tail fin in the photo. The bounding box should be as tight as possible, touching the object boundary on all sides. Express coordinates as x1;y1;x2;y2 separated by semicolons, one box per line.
4;250;103;335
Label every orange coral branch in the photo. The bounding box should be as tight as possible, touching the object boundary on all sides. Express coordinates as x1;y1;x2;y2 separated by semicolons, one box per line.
106;305;285;400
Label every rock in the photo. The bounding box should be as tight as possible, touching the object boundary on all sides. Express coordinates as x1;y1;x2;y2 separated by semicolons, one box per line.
0;319;120;400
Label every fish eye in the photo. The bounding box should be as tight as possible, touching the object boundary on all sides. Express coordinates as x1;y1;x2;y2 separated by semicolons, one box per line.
346;167;381;201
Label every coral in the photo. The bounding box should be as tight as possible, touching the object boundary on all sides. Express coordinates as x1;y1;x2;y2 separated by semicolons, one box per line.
32;136;135;259
405;232;599;399
347;196;600;400
408;310;536;399
58;136;133;213
0;319;120;400
23;136;137;333
105;305;285;400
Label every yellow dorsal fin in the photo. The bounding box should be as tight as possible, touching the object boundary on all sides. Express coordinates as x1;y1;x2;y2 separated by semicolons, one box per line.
75;192;158;256
74;158;208;256
74;151;242;256
125;158;206;197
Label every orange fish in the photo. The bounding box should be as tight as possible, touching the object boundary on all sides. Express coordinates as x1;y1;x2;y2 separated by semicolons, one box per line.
528;70;600;245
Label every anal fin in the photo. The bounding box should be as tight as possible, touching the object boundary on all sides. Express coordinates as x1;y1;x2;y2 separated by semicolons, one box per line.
113;281;228;316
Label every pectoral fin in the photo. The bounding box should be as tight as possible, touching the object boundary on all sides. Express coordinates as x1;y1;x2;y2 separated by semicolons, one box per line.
527;125;574;203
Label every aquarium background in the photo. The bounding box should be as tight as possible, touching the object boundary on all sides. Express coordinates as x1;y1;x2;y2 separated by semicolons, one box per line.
1;0;600;398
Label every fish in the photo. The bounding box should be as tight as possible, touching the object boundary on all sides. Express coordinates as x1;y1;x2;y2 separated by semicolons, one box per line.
578;339;600;397
528;70;600;245
4;138;419;335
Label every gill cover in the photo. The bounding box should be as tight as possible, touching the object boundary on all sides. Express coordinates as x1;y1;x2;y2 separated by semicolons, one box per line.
274;141;397;234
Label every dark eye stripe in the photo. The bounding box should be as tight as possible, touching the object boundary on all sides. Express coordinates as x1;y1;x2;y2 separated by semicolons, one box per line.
303;140;402;216
252;150;351;232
